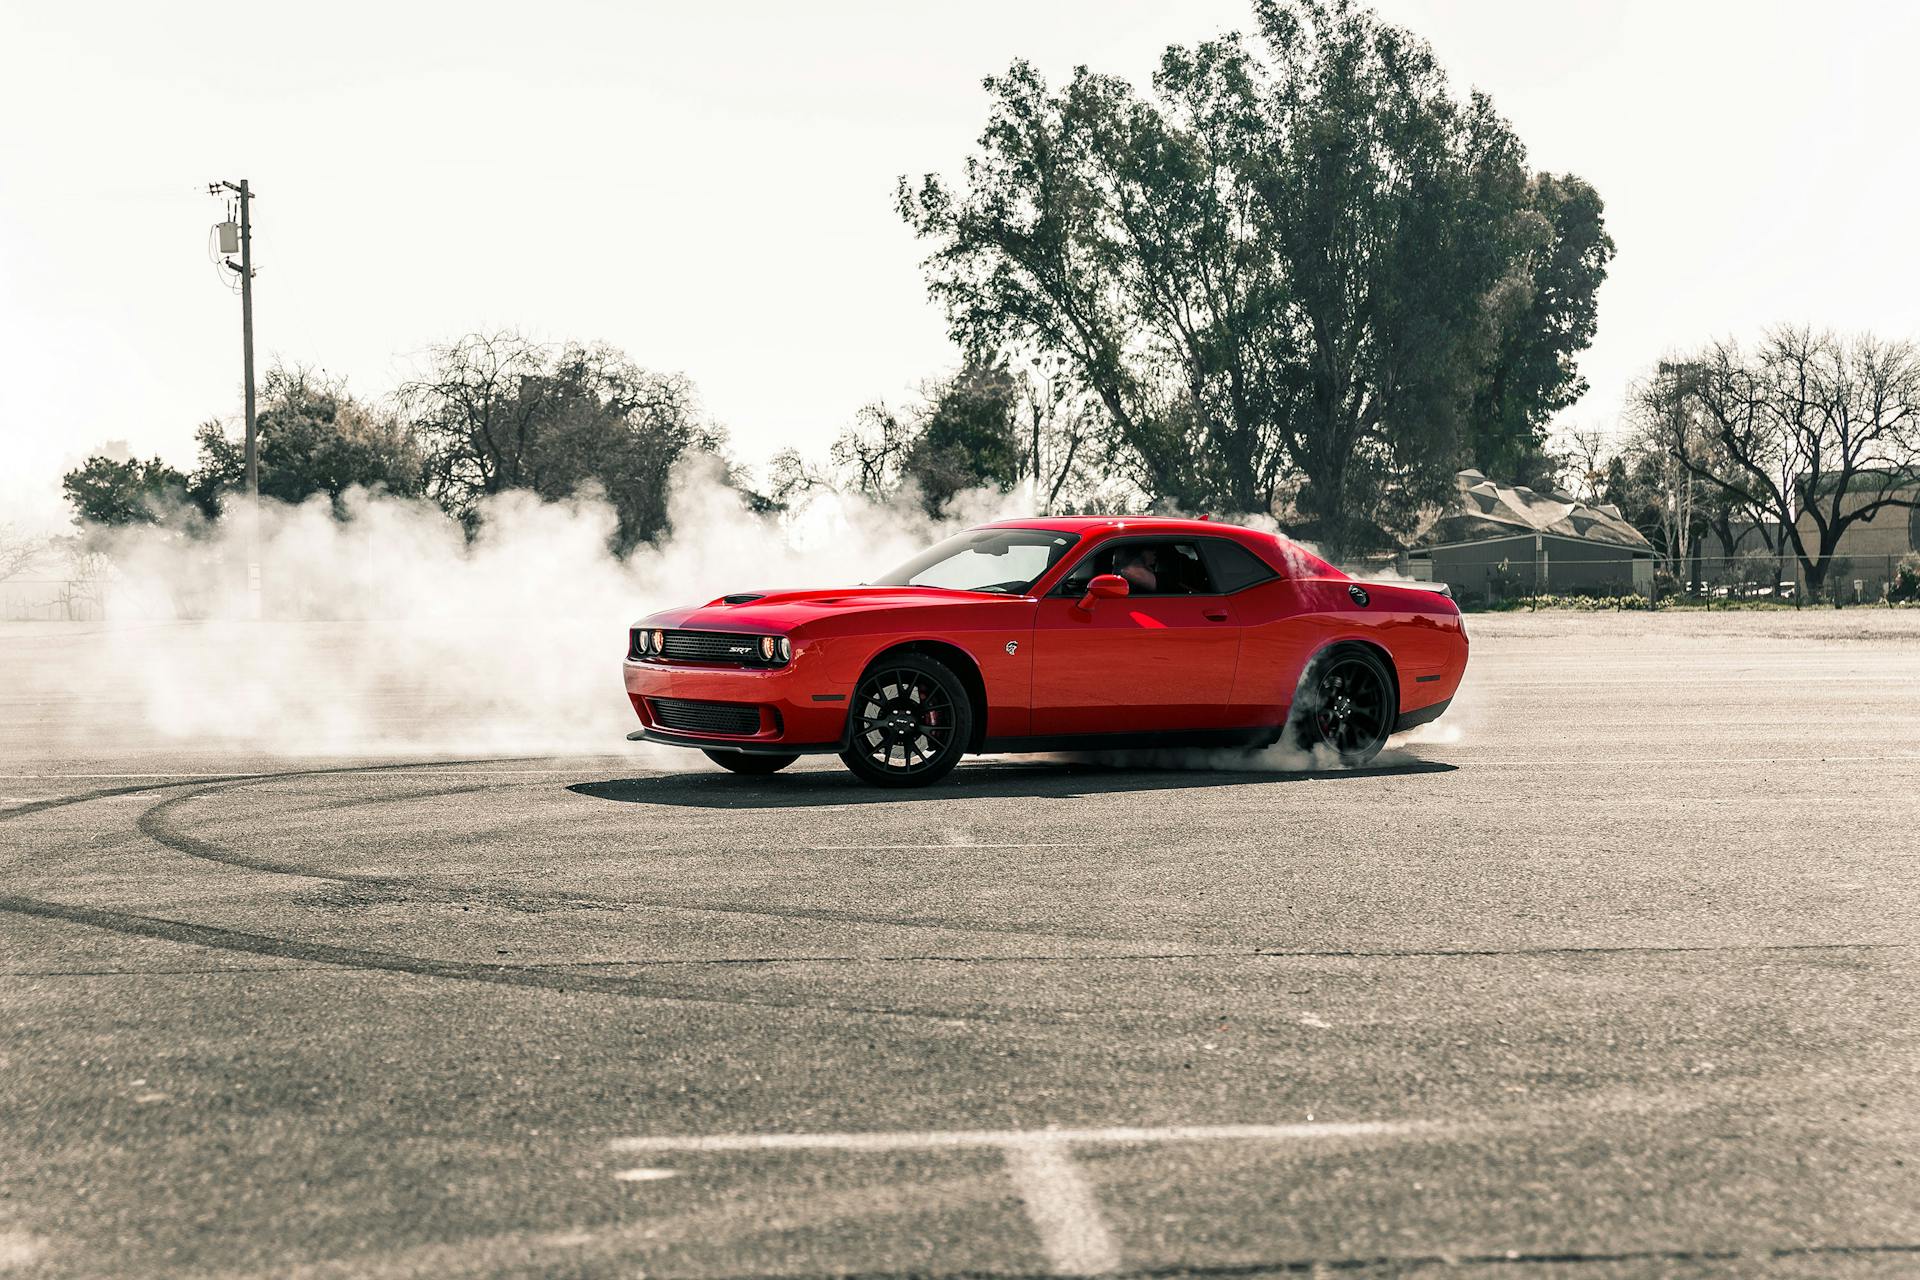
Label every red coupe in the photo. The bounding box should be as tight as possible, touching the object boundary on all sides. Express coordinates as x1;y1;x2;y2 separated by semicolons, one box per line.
623;517;1467;786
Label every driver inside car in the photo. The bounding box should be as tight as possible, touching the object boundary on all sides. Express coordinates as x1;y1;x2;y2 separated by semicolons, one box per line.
1115;546;1160;593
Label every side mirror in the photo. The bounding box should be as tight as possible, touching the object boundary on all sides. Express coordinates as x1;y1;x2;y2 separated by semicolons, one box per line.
1076;573;1130;611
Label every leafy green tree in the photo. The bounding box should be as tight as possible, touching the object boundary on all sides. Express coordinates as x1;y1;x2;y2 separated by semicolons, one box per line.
1470;175;1616;488
898;0;1609;554
60;455;193;528
189;365;423;518
401;332;721;551
903;365;1023;515
830;365;1023;515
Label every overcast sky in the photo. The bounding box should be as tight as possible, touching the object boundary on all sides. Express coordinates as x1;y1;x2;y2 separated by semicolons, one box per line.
4;0;1917;529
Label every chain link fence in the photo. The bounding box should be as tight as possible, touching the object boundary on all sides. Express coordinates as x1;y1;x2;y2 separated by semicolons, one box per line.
0;578;110;621
1418;551;1919;609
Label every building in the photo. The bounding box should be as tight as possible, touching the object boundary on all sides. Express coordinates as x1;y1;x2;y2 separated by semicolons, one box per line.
1409;469;1655;603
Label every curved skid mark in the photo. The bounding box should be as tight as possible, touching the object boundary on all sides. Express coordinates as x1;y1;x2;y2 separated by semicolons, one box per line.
136;783;623;914
0;893;983;1021
137;779;1142;943
0;758;547;823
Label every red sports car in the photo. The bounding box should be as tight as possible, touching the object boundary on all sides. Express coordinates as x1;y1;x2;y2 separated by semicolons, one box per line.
623;517;1467;787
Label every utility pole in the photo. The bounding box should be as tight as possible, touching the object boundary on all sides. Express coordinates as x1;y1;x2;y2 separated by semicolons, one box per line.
210;179;261;614
210;179;258;497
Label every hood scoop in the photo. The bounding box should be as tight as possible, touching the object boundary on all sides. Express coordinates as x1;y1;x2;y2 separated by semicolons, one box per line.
720;593;766;605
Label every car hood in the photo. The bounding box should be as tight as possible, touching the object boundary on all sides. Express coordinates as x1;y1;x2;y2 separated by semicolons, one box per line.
637;585;1019;632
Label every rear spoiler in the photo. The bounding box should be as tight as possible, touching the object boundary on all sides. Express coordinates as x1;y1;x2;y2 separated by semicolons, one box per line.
1354;578;1452;600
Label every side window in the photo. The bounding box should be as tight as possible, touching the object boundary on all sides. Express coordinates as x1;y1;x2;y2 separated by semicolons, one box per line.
1056;540;1217;595
1201;538;1281;593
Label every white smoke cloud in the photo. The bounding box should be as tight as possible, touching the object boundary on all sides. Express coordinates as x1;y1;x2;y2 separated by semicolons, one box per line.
35;460;1027;758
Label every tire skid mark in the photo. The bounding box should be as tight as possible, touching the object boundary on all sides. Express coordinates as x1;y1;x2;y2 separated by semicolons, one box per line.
0;758;547;823
0;893;990;1022
138;783;623;915
285;781;505;816
0;761;1089;1015
139;779;1145;942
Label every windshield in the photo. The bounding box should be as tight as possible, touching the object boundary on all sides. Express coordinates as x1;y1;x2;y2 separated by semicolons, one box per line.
871;528;1080;595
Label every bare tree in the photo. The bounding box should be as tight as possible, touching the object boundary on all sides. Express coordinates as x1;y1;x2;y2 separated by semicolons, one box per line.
399;332;551;512
1657;328;1920;595
1629;370;1703;587
0;523;44;582
1008;353;1102;515
399;331;715;550
829;403;917;504
1552;425;1615;504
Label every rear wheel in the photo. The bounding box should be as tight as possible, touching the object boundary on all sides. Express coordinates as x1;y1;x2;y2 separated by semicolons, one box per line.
1290;646;1395;765
701;750;799;775
839;653;973;787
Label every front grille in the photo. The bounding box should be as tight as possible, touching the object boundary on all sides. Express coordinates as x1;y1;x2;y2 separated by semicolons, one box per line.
661;629;767;665
649;697;762;736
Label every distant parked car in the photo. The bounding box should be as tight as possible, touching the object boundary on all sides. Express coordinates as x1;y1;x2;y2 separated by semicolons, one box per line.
622;518;1469;786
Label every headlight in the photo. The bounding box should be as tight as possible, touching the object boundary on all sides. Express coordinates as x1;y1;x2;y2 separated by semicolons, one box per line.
757;635;793;664
651;629;664;653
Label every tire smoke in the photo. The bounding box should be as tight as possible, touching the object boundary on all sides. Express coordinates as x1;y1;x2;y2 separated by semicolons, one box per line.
22;460;1023;759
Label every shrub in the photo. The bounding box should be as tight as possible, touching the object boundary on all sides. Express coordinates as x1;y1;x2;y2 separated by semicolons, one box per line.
1887;554;1920;604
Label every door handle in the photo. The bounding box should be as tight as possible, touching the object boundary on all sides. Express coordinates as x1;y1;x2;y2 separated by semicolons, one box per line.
1203;609;1229;622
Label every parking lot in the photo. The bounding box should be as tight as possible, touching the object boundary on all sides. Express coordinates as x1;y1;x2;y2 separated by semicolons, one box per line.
3;610;1918;1278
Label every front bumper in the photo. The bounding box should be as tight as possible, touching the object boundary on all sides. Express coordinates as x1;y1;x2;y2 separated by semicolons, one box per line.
625;727;844;755
622;655;851;752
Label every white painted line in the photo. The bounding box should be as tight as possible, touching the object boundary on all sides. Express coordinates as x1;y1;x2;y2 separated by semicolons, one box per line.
609;1120;1414;1152
608;1121;1424;1277
612;1167;678;1182
1001;1139;1120;1276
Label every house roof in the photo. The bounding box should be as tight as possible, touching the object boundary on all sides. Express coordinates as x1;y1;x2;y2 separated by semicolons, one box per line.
1415;470;1653;552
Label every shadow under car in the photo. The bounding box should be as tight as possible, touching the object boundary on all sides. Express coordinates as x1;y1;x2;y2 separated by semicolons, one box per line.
567;752;1456;809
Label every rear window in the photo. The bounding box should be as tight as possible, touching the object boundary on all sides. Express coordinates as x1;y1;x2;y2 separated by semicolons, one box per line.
1201;538;1280;593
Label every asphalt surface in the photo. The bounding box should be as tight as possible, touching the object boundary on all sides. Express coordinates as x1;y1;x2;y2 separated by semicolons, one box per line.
3;611;1918;1279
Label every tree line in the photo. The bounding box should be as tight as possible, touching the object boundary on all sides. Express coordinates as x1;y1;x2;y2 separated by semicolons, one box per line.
61;336;719;555
63;0;1617;561
54;0;1918;583
1559;327;1920;597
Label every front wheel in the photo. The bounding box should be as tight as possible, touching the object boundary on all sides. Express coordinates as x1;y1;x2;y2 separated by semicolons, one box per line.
1289;646;1395;766
702;750;799;775
838;653;973;787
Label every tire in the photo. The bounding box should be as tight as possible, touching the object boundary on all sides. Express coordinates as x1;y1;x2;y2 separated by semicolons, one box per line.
838;652;974;787
702;750;800;775
1289;645;1395;766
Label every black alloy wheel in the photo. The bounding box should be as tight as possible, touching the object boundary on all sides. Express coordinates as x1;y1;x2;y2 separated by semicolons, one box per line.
839;653;973;787
1293;647;1395;765
702;750;800;775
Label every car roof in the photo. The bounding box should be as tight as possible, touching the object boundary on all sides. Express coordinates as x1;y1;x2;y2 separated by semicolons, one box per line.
977;516;1338;577
982;515;1264;539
